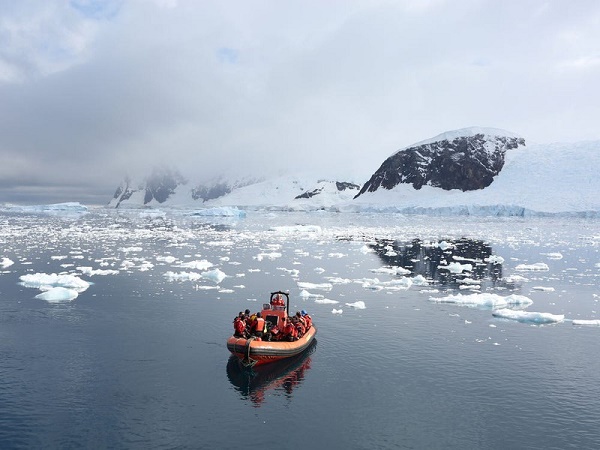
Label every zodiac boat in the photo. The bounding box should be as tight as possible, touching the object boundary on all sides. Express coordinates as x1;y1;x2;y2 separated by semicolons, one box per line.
227;291;317;368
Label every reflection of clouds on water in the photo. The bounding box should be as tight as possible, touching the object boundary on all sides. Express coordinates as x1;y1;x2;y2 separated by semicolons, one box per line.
369;238;504;288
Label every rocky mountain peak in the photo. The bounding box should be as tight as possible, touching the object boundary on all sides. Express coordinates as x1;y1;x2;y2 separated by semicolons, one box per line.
355;128;525;198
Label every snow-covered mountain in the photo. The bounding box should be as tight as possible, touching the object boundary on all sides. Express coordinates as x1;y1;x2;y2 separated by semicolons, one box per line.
107;127;600;217
109;167;362;210
355;127;526;197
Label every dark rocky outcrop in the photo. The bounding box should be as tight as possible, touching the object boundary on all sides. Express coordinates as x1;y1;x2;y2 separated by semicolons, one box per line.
355;130;525;198
295;181;361;199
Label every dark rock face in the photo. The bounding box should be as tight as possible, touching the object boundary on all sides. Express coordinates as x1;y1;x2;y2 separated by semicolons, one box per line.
191;182;232;202
355;133;525;198
143;167;187;204
295;181;361;199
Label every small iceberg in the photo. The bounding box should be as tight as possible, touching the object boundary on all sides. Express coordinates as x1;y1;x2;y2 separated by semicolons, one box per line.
345;301;366;309
35;287;79;303
19;273;90;292
430;293;533;309
492;308;564;324
187;207;246;218
572;319;600;326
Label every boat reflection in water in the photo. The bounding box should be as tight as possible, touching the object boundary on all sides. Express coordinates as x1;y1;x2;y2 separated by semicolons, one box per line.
226;340;316;406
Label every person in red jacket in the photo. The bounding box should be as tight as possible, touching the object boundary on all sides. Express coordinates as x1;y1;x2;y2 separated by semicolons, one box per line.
282;317;298;341
233;313;248;338
301;310;312;330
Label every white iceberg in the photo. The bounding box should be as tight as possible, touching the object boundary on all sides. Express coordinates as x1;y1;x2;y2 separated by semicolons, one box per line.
35;287;79;302
201;268;227;283
492;308;564;324
430;293;533;309
1;257;14;268
515;263;550;271
187;207;246;217
345;301;366;309
19;273;90;292
572;319;600;326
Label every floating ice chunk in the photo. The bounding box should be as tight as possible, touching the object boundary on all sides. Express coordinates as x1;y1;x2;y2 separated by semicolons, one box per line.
328;252;346;258
492;309;564;324
371;266;411;276
201;268;227;284
77;266;119;276
314;267;325;273
1;257;14;268
438;241;453;250
504;275;529;283
35;287;79;302
298;282;333;291
412;275;429;286
430;293;533;309
345;301;366;309
298;290;324;299
157;255;177;264
359;245;374;254
19;273;90;292
188;207;246;217
443;262;472;274
325;277;352;284
515;263;549;271
542;252;563;260
269;225;322;234
278;267;300;277
531;286;555;292
119;246;143;253
332;308;343;314
164;271;202;282
572;319;600;326
255;252;282;261
485;255;505;265
179;260;214;271
315;298;339;304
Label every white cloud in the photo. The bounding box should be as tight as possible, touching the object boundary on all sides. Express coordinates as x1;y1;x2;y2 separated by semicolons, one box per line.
1;0;600;204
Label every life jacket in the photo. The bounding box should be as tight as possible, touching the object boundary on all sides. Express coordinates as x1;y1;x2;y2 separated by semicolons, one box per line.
254;317;266;333
234;318;246;335
303;314;312;329
295;322;305;337
284;322;297;338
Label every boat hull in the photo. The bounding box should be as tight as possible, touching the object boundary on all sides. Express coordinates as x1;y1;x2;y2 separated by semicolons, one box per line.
227;325;317;367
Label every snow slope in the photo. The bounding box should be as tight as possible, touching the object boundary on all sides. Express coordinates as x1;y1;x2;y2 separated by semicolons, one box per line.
350;140;600;216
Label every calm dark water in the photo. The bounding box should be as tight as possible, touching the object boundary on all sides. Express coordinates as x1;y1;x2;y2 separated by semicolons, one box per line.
1;210;599;449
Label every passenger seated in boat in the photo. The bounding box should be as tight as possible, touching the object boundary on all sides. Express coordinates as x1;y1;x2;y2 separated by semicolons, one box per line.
250;312;266;338
282;317;298;341
301;310;312;330
233;313;248;338
292;314;306;338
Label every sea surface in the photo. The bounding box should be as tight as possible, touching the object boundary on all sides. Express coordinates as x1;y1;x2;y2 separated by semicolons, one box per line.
1;209;599;449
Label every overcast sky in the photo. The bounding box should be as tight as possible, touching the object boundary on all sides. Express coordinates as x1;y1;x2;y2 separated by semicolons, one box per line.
1;0;599;204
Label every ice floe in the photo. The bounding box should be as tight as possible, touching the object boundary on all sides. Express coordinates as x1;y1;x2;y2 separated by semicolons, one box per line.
345;301;366;309
186;207;246;217
492;309;564;324
1;257;14;268
314;298;339;304
572;319;600;326
332;308;343;314
515;263;550;271
19;273;90;292
430;292;533;309
35;287;79;302
297;281;333;291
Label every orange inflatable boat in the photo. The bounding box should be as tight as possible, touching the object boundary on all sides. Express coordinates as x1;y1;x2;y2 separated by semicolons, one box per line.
227;291;317;367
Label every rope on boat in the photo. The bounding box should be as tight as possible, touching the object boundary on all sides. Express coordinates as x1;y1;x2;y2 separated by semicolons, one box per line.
243;337;257;368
